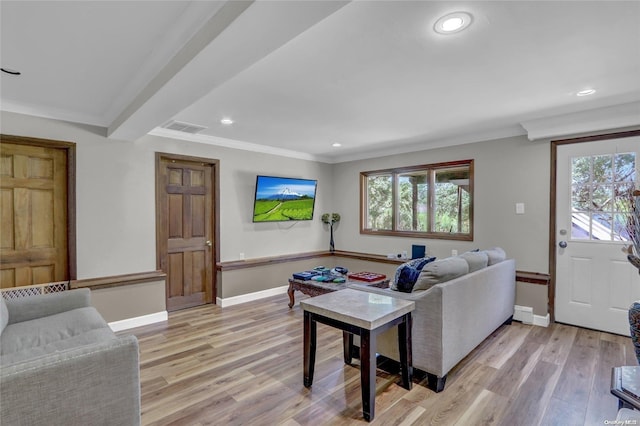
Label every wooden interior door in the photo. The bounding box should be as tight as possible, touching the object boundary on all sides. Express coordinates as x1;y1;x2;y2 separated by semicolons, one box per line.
0;140;69;288
157;154;217;311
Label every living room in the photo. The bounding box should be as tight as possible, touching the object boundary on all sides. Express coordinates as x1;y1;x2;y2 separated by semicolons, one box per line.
1;1;640;424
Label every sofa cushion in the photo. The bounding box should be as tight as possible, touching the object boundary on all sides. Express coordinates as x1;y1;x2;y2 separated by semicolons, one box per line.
413;256;469;291
0;327;117;366
0;307;111;356
484;247;506;265
391;257;437;291
0;297;8;336
459;251;489;272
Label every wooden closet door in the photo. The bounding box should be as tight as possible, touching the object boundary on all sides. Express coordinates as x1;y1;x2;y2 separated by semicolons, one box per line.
157;154;216;311
0;142;68;287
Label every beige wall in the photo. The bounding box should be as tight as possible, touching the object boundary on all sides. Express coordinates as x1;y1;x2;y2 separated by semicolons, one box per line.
331;135;550;273
1;111;332;316
90;280;166;322
516;281;548;317
1;111;332;269
219;256;400;299
6;110;635;319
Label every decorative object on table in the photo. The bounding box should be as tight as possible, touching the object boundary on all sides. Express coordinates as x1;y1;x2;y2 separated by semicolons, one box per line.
630;303;640;364
292;271;319;280
348;271;387;282
321;213;341;252
623;188;640;364
623;189;640;272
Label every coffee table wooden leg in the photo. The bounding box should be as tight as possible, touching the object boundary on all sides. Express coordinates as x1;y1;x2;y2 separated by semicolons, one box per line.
398;313;413;390
343;331;353;365
288;284;295;308
303;311;316;387
360;329;376;422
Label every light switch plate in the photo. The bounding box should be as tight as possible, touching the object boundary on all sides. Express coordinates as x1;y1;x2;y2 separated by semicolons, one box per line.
516;203;525;214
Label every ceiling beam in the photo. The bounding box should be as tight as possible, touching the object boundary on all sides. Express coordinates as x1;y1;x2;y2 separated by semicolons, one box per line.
108;0;350;142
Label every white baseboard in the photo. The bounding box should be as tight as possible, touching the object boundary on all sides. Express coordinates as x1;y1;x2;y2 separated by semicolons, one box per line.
217;285;289;308
108;311;168;332
533;313;550;327
514;304;549;327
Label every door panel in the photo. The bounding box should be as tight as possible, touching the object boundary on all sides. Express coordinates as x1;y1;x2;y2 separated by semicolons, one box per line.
0;142;68;288
157;155;216;311
555;136;640;334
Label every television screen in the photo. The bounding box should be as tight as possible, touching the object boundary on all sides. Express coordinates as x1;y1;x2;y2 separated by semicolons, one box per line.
253;175;318;222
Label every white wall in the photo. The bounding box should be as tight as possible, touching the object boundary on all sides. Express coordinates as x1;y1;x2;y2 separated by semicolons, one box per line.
1;111;333;279
331;135;551;273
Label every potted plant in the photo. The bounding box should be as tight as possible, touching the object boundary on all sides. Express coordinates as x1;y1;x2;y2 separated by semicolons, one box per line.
321;213;340;252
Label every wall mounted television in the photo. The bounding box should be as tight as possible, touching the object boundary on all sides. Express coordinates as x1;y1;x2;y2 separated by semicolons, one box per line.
252;175;318;222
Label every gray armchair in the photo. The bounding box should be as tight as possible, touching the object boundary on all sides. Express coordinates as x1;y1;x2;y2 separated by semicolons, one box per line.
1;289;140;425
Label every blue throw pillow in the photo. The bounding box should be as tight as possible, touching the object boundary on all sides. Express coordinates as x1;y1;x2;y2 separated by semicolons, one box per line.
396;266;421;293
391;257;437;291
414;256;436;271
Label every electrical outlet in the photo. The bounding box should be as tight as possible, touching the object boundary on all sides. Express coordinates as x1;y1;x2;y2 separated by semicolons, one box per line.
239;252;245;260
451;249;458;256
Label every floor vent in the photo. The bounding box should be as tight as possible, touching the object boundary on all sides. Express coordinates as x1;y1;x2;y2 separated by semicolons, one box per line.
1;281;69;300
161;120;207;134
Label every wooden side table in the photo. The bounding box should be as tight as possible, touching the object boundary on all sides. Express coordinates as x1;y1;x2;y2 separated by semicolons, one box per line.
301;288;414;422
611;366;640;410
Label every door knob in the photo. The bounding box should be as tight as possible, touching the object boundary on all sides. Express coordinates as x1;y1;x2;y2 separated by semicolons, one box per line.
559;241;567;248
205;240;212;247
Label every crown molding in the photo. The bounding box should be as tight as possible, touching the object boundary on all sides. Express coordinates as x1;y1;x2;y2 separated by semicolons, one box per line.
520;101;640;141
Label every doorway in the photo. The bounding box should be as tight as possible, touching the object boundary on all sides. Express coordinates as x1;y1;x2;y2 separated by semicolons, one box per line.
0;135;76;288
551;131;640;334
156;153;219;311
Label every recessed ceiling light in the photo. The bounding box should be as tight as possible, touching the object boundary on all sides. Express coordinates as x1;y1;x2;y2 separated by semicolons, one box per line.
220;118;234;125
332;143;342;147
1;67;21;76
434;12;473;34
576;89;596;97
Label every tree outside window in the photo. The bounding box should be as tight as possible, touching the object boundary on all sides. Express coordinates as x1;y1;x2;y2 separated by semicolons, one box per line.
571;152;636;241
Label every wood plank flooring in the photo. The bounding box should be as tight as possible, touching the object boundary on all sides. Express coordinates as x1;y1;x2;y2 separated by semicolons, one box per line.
120;293;637;425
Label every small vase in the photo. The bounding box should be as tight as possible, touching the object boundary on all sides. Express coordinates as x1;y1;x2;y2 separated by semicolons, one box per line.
329;224;335;252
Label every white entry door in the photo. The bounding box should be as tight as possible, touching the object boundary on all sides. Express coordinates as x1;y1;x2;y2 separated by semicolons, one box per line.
555;135;640;335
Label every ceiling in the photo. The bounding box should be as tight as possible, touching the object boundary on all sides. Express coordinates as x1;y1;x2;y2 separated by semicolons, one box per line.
2;1;639;163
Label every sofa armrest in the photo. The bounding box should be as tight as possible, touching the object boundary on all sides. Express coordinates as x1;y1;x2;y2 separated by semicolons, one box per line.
0;334;140;426
5;288;91;324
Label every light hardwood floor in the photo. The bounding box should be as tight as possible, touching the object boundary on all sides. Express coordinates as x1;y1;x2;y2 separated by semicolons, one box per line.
121;293;637;425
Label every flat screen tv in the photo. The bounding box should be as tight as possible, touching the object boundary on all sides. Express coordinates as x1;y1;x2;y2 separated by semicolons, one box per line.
252;175;317;222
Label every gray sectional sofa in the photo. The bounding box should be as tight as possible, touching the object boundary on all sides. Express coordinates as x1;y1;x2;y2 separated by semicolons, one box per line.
350;251;516;392
0;288;141;425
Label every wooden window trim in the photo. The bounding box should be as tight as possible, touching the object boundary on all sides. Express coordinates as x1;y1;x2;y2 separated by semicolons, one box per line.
360;159;474;241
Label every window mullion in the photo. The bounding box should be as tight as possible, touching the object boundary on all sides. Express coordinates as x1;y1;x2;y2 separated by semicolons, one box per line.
392;172;398;231
428;168;434;233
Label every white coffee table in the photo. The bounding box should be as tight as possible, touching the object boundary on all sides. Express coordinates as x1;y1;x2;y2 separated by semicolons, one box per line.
301;288;415;422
